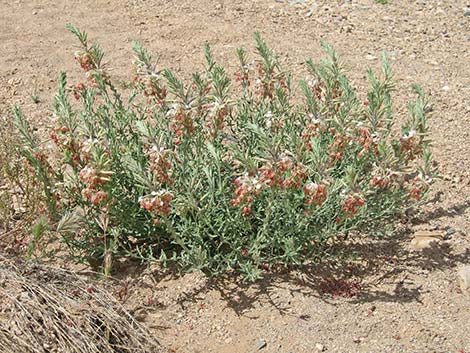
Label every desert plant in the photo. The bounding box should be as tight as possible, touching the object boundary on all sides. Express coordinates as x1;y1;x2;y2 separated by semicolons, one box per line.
13;25;436;279
0;109;47;254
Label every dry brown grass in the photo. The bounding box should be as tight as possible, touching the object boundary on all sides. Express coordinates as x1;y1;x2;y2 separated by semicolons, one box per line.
0;255;163;353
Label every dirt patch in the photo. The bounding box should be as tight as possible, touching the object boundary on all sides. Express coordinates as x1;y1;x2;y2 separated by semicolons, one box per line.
1;0;470;352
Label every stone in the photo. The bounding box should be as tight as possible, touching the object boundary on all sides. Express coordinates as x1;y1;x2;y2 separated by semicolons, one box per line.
409;237;437;250
256;339;267;350
409;230;443;250
315;343;325;351
458;265;470;291
445;227;456;239
413;230;444;239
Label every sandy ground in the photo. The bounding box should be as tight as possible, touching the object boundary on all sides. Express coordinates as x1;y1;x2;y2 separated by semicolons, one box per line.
1;0;470;352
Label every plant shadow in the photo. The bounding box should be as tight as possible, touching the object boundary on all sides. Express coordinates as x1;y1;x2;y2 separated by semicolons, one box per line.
106;199;470;317
112;233;468;318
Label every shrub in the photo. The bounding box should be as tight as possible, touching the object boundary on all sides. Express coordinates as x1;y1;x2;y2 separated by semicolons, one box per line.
0;109;46;254
13;25;435;279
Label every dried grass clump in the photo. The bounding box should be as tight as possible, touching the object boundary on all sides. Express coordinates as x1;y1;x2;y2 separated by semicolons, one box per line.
0;255;162;353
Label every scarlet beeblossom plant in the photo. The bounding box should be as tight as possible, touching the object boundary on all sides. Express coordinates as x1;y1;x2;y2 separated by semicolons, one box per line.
13;24;436;280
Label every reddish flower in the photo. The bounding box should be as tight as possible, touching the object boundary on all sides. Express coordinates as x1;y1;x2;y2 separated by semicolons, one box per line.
147;146;173;185
139;190;174;223
75;52;94;72
343;195;365;217
91;190;108;205
304;182;328;207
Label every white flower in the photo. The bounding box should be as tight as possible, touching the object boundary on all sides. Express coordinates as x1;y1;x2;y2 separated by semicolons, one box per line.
402;129;417;139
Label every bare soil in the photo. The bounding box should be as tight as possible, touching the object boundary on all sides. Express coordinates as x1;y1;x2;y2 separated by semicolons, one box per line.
1;0;470;352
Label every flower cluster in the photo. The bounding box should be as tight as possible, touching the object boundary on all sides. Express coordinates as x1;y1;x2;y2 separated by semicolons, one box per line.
409;175;432;201
283;164;307;189
258;154;307;190
74;45;109;87
328;129;349;164
253;63;288;100
50;126;71;146
204;101;228;136
357;126;379;158
342;194;365;217
254;63;276;99
399;129;422;160
75;52;95;72
146;145;173;185
307;78;343;103
50;126;83;166
72;83;86;100
370;173;391;189
139;190;174;224
167;104;195;144
307;79;327;103
231;174;263;215
369;165;399;189
133;75;167;104
302;115;322;151
303;182;328;207
259;163;282;187
79;165;112;205
235;65;251;86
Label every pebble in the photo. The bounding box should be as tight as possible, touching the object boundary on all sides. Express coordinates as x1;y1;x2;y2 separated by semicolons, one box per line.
409;237;439;250
306;5;318;17
366;54;377;61
458;265;470;291
409;230;443;250
442;85;450;92
464;8;470;17
256;339;267;350
315;343;325;351
444;227;456;238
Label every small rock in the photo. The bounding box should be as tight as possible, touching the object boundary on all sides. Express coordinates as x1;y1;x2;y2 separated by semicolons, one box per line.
464;8;470;17
414;230;444;239
409;238;438;250
409;230;443;250
458;265;470;291
353;336;363;344
445;227;456;239
366;54;377;61
256;339;267;350
315;343;325;351
442;85;450;92
305;3;318;17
